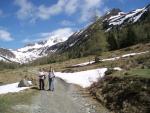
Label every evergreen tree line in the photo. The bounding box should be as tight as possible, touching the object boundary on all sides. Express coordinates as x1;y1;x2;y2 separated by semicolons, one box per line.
64;20;150;58
107;22;150;50
29;16;150;66
30;53;69;66
64;21;108;58
0;61;20;70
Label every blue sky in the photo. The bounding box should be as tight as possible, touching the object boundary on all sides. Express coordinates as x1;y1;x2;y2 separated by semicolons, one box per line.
0;0;149;49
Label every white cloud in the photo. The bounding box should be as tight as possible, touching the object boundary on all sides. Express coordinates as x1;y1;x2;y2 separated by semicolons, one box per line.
22;28;74;43
39;27;74;39
80;0;103;22
61;20;75;26
15;0;66;20
22;38;30;43
14;0;105;23
37;0;66;20
85;0;102;8
15;0;36;21
65;0;79;15
0;29;14;41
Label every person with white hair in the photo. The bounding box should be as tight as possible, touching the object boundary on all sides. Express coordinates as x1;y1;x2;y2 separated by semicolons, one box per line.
38;68;46;90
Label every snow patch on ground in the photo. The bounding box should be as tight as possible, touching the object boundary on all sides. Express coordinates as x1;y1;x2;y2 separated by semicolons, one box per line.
0;81;32;95
72;61;95;67
72;51;149;67
114;67;122;71
55;68;107;88
55;67;122;88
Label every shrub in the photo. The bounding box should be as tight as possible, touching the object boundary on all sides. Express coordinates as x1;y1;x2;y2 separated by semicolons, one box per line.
105;68;115;75
94;56;100;63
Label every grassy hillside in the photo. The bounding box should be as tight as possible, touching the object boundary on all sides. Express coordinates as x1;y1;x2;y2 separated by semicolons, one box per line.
88;44;150;113
29;10;150;66
0;43;149;113
90;76;150;113
0;61;20;71
32;43;150;71
58;9;150;59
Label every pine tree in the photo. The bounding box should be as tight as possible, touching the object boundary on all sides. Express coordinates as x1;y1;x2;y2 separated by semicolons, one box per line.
120;27;136;48
107;32;118;50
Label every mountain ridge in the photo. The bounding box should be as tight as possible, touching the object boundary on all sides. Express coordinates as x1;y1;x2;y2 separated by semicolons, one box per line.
0;4;150;64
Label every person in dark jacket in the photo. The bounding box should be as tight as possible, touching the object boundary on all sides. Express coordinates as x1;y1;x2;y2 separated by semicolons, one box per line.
48;67;55;91
38;68;46;90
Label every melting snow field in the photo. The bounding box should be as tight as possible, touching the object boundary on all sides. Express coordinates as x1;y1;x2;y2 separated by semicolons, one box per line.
55;67;122;88
0;67;121;94
72;51;149;67
0;81;31;95
55;68;108;88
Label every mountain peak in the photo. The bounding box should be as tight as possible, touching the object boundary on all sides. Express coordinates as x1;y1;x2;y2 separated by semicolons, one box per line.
109;8;122;14
102;4;149;31
0;4;149;64
24;43;35;47
146;4;150;10
103;8;122;20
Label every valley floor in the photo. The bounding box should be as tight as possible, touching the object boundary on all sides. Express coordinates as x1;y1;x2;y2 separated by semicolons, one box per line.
12;79;109;113
0;43;149;113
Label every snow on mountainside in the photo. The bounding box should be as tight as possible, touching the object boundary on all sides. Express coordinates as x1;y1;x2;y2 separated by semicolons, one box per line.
0;5;149;64
18;28;73;53
103;4;150;30
0;28;73;63
57;4;150;53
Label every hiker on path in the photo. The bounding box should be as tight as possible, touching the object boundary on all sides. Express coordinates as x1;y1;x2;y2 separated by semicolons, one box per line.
38;68;46;90
48;67;55;91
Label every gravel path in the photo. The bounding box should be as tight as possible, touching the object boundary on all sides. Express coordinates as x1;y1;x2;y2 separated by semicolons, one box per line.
13;78;109;113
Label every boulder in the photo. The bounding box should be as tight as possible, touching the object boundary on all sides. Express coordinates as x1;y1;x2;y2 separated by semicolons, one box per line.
18;79;31;87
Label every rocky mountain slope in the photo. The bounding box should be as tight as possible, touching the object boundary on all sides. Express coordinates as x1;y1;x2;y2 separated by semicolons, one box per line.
0;34;70;63
0;4;149;64
56;4;150;56
103;4;150;30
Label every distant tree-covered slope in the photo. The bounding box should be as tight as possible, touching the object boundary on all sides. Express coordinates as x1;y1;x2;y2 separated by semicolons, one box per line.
56;4;150;58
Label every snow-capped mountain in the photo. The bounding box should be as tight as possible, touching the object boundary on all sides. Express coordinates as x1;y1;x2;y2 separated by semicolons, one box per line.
0;4;149;64
56;4;150;53
103;4;150;30
0;48;15;62
0;29;73;63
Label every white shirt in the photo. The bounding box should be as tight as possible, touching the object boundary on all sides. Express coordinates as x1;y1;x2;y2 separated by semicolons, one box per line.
38;71;45;79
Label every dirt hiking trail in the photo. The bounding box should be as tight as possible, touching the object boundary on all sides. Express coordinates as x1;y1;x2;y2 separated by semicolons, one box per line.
13;78;109;113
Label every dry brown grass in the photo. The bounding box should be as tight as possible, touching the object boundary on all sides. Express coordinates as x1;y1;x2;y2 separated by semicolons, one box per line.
0;43;149;84
0;67;38;85
35;55;95;71
39;43;150;72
